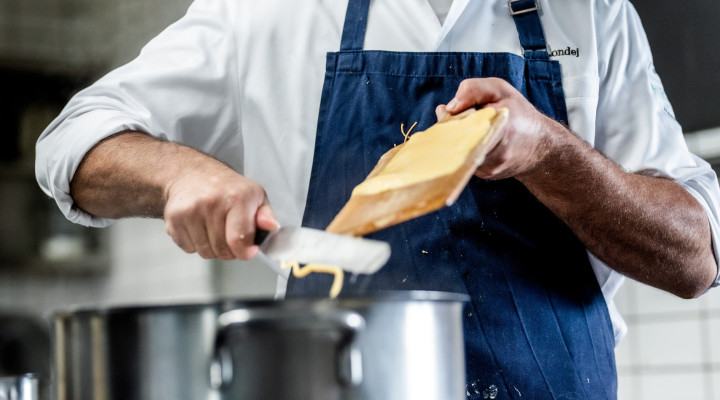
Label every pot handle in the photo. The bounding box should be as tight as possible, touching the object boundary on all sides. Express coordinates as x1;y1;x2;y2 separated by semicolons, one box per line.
210;307;366;390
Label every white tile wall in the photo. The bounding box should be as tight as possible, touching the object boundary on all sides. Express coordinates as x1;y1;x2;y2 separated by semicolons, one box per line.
212;258;278;299
0;217;216;314
639;372;706;399
614;328;635;367
612;278;635;314
710;317;720;364
0;271;109;314
702;287;720;311
631;282;705;316
615;278;720;400
104;218;213;305
634;318;704;366
616;373;639;400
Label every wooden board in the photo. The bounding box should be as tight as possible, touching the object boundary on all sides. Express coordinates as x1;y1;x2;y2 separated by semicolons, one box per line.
326;107;509;236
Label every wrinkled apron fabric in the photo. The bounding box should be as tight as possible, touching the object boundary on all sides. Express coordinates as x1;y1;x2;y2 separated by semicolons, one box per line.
287;0;617;398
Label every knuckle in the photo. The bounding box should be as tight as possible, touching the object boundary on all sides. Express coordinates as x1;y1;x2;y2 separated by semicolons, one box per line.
224;183;265;209
174;239;196;254
202;194;221;209
165;201;199;223
163;205;182;223
165;221;176;237
226;228;249;247
179;244;196;254
226;234;258;261
188;191;220;211
488;77;504;87
458;79;474;93
169;192;225;216
211;241;233;260
196;247;215;259
247;184;268;204
226;236;245;250
165;223;193;253
222;187;244;203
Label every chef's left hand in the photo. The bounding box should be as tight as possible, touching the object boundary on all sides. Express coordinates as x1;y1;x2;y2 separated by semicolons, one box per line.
435;77;562;180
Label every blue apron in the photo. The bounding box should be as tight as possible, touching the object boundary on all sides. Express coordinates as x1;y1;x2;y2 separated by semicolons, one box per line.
287;0;617;398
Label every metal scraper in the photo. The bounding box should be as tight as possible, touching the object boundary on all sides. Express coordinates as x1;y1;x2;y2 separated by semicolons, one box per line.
254;227;390;274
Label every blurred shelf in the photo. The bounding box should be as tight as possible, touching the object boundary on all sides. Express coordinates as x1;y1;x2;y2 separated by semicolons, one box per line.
0;253;109;276
0;159;36;180
0;159;110;275
685;127;720;162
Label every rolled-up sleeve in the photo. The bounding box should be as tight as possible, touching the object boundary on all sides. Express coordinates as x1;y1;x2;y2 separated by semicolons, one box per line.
35;0;242;227
594;0;720;287
680;166;720;288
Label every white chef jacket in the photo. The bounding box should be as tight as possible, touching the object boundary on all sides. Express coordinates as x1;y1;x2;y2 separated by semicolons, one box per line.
35;0;720;342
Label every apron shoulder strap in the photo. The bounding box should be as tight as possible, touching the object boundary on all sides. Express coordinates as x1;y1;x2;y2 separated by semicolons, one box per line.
508;0;550;59
340;0;372;51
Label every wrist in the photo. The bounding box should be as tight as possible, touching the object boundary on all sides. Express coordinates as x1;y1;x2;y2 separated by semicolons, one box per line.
516;116;572;185
160;143;234;206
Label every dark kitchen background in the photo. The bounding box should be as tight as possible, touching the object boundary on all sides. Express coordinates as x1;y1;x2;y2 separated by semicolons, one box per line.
0;1;717;399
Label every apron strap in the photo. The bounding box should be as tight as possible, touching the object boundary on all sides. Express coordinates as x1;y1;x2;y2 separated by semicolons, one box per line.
508;0;550;59
340;0;372;51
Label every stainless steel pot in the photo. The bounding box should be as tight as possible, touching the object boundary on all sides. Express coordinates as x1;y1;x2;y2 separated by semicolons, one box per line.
53;291;467;400
0;374;38;400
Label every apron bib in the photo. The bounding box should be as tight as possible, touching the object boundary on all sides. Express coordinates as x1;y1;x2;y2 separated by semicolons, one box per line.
288;1;617;398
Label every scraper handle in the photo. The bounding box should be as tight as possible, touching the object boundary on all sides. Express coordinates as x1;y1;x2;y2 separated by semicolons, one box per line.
253;229;271;246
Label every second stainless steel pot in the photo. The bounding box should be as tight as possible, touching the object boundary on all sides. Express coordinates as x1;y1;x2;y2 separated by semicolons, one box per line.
0;374;38;400
54;291;467;400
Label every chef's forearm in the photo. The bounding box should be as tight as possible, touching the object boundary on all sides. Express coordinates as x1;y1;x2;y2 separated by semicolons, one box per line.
71;131;208;219
71;131;275;260
518;121;717;299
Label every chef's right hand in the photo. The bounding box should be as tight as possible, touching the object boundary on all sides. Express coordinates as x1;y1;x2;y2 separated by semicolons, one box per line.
163;163;278;260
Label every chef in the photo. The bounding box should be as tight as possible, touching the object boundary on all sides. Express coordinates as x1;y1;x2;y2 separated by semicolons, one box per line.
36;0;720;398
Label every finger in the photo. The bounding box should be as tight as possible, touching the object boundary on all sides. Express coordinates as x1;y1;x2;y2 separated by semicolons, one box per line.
166;220;196;254
435;104;449;121
225;203;258;260
184;215;216;259
206;210;234;260
446;77;508;113
256;198;279;231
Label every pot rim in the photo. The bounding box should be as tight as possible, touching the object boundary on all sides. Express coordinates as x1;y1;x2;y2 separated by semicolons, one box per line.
53;290;469;318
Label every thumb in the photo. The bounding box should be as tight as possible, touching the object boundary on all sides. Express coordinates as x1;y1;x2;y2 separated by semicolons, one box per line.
256;199;279;231
435;104;450;121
